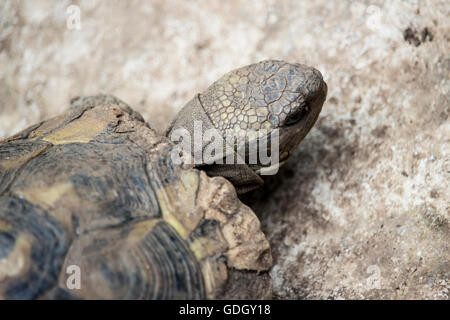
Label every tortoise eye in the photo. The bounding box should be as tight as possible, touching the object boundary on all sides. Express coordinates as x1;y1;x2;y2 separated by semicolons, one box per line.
285;104;309;125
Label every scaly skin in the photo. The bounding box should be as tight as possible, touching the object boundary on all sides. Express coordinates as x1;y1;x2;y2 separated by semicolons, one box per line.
167;60;328;193
199;60;326;134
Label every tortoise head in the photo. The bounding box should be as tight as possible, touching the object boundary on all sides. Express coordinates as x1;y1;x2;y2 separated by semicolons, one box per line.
166;60;327;193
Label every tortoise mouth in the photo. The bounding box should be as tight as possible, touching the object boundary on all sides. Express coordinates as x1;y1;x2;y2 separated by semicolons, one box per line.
235;78;327;176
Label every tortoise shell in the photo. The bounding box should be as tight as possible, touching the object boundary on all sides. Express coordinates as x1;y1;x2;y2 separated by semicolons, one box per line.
0;95;272;299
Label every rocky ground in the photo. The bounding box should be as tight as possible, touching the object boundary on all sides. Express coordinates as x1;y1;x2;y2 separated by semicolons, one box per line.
1;0;448;299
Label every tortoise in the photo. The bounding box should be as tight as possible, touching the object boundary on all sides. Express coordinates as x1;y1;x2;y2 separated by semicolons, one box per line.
0;60;327;299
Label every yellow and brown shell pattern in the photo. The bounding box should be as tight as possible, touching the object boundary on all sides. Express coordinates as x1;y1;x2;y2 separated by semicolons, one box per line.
0;96;271;300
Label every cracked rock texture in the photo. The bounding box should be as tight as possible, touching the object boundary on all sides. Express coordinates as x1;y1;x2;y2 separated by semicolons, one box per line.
0;0;448;299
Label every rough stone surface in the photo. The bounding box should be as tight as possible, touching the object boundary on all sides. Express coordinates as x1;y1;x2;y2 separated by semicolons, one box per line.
0;0;448;299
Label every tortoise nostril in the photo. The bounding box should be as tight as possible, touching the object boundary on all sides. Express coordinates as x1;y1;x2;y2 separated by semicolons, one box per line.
313;68;323;79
